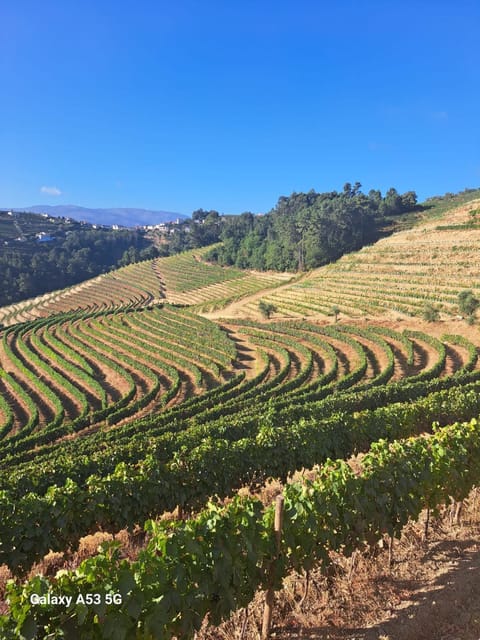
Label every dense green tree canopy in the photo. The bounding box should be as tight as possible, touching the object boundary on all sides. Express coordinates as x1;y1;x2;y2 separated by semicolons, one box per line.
207;184;417;271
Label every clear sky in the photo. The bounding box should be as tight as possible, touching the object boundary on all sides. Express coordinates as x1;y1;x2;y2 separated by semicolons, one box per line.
1;0;479;215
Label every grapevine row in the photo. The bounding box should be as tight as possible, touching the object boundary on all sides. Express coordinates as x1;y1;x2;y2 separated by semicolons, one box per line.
2;418;480;638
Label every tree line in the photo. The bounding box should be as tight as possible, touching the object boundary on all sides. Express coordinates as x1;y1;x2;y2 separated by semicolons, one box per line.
205;183;417;271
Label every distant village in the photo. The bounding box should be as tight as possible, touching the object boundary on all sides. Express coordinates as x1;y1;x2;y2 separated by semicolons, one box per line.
1;209;196;246
2;209;265;250
142;218;190;234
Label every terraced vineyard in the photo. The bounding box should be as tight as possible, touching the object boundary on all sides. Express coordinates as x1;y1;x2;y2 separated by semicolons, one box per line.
236;198;480;319
0;305;238;445
0;248;293;326
2;198;480;638
157;250;294;309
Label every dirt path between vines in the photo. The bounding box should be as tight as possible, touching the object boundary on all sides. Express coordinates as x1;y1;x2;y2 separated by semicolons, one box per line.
199;273;307;321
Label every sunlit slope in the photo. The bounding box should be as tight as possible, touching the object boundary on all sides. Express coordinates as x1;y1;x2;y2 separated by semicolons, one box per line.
0;259;162;326
2;314;480;580
239;199;480;319
157;249;293;309
2;197;480;326
0;305;238;441
0;247;294;326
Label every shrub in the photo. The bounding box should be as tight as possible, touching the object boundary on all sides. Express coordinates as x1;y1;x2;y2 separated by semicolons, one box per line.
458;290;479;317
258;300;277;319
423;303;440;322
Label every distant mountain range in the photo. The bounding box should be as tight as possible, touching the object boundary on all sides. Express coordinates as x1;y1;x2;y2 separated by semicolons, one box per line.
11;205;187;227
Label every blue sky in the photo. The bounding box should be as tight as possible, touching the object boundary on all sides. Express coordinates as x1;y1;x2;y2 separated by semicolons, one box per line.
1;0;479;215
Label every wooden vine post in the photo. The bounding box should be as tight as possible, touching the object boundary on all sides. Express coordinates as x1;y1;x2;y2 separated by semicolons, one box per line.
262;494;284;640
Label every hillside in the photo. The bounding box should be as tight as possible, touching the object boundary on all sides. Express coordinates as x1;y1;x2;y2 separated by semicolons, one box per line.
0;246;294;326
213;195;480;321
0;209;160;309
3;192;479;327
14;204;185;227
0;209;93;242
2;194;480;638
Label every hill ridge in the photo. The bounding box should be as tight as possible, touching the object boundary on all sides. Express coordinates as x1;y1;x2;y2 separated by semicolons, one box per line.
10;204;185;227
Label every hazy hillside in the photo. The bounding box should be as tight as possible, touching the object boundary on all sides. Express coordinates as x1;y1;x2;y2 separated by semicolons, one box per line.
0;209;158;308
12;204;186;227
